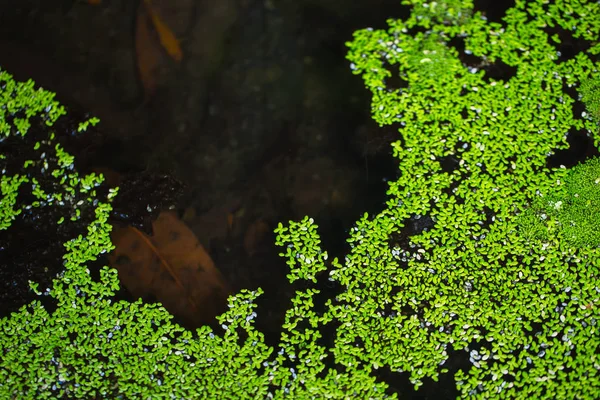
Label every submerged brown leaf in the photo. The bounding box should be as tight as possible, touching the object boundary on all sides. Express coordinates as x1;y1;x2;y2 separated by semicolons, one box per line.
135;0;184;98
143;0;183;62
135;7;162;98
108;211;230;328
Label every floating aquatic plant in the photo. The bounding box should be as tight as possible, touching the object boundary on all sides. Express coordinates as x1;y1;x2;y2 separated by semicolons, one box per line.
1;0;600;398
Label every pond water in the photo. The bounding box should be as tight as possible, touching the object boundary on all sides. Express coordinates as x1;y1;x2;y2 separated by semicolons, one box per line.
0;0;597;399
0;0;405;327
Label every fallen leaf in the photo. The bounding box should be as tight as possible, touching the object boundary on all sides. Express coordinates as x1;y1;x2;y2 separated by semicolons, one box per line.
143;0;183;62
108;211;230;327
135;6;162;97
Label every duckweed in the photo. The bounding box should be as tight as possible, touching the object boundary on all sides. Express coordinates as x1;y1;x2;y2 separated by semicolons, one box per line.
1;0;600;398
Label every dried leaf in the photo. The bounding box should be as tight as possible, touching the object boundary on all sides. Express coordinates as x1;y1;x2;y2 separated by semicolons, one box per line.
143;0;183;62
108;211;230;327
135;6;162;97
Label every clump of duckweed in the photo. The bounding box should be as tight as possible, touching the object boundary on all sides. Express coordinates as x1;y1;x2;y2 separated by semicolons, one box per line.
518;156;600;248
580;75;600;125
338;0;600;397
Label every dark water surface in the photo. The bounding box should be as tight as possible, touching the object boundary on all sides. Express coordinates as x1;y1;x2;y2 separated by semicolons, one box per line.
1;1;597;398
